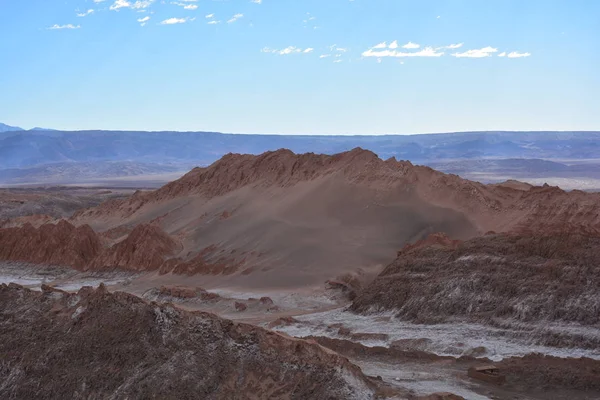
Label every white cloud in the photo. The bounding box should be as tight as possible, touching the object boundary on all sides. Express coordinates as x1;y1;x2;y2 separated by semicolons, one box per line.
451;46;498;58
389;40;399;49
132;0;153;9
76;9;94;17
160;17;194;24
110;0;130;10
498;52;507;57
402;41;420;49
445;43;463;49
172;2;197;9
48;24;81;30
334;59;342;63
262;46;315;55
205;14;214;18
207;20;220;24
93;0;106;3
362;47;444;58
109;0;154;10
507;51;531;58
251;0;262;3
227;13;243;23
137;16;150;25
319;54;331;58
373;42;387;49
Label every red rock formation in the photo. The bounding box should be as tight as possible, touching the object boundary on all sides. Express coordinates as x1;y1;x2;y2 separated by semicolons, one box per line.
71;148;600;235
0;220;101;269
90;224;179;271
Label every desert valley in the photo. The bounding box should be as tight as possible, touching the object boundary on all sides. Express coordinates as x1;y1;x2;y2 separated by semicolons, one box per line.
3;0;599;397
1;142;600;400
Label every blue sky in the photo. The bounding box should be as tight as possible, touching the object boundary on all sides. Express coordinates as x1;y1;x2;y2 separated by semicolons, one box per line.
0;0;598;134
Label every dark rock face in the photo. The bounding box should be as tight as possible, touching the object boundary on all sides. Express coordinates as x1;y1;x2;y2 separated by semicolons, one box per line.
352;233;600;328
0;284;375;400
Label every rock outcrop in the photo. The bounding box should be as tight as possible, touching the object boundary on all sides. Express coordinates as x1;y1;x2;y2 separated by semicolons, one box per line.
0;220;101;269
352;232;600;329
90;224;179;271
0;283;378;399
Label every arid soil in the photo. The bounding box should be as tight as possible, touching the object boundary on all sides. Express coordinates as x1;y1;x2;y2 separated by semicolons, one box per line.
0;283;391;400
351;233;600;339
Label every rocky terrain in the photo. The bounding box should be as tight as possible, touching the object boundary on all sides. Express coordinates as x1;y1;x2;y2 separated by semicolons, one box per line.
350;232;600;348
0;283;387;400
1;148;600;399
0;187;131;225
1;148;598;290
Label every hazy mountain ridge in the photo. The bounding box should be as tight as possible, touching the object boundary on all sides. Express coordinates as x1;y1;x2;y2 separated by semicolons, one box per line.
1;126;600;187
0;123;23;133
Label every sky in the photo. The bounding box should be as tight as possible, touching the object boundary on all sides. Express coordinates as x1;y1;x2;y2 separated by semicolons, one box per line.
0;0;599;135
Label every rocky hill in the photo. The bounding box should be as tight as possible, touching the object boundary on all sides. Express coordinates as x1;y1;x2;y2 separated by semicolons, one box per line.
0;283;380;399
1;149;599;288
351;232;600;334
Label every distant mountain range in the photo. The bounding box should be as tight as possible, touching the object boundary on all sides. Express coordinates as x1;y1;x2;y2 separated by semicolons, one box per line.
0;123;56;133
1;124;599;188
0;123;23;133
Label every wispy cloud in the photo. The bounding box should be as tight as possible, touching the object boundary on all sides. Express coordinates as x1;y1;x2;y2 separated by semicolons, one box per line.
261;46;314;55
205;14;214;18
444;43;463;49
172;2;197;9
507;51;531;58
138;16;150;26
131;0;154;9
48;24;81;30
227;13;243;23
207;20;220;25
109;0;154;11
451;46;497;58
76;9;94;17
160;17;194;25
362;47;444;58
498;52;507;57
251;0;262;3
